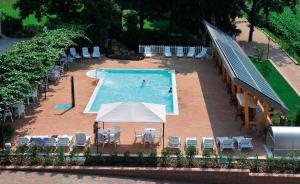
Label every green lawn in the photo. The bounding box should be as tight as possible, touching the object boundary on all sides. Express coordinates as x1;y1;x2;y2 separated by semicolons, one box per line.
0;0;46;26
252;59;300;115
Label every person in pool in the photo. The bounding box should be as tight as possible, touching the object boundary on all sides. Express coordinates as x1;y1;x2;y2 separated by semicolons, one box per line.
168;87;172;93
141;80;146;87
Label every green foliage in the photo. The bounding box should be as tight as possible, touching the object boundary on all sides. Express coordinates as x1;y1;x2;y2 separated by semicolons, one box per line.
266;155;275;172
16;145;27;165
148;151;157;167
251;58;300;121
201;149;211;168
175;149;184;168
56;147;65;165
108;152;119;165
137;151;144;166
122;151;130;166
0;124;15;146
254;45;266;61
30;145;40;165
227;154;234;169
43;147;53;166
186;145;196;167
2;14;23;36
0;28;85;104
252;153;259;172
161;148;171;167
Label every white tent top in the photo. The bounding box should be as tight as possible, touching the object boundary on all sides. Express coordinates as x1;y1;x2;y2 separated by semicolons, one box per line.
95;102;166;123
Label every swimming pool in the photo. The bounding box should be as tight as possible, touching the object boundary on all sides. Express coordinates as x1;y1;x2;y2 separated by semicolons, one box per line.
84;69;178;115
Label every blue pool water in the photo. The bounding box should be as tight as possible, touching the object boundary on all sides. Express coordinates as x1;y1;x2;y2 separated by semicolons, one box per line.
85;69;178;114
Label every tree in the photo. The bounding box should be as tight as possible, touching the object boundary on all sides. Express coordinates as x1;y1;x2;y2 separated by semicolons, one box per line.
245;0;298;42
15;0;84;22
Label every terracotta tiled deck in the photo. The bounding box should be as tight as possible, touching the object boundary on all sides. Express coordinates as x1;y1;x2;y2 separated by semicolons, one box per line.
11;56;266;156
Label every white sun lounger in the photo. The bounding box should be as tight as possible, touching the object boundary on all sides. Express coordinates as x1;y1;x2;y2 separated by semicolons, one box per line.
82;47;91;58
216;137;235;151
144;46;152;57
185;137;198;149
57;135;73;147
233;136;253;151
164;46;172;57
74;132;91;147
202;137;215;150
17;136;31;147
44;137;58;147
187;47;195;57
176;46;184;57
70;47;81;59
167;136;181;149
92;46;101;58
195;47;207;59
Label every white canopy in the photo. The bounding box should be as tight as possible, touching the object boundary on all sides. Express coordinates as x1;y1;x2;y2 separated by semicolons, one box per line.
95;102;166;123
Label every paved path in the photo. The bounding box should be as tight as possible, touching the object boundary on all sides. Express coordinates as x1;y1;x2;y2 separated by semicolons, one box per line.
235;18;300;96
0;170;193;184
0;35;27;54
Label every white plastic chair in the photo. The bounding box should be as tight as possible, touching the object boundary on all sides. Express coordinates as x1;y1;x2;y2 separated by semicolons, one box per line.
164;46;172;57
74;132;91;147
202;137;215;150
3;109;13;122
82;47;91;58
70;47;81;59
14;104;25;119
98;133;109;148
92;46;101;58
176;46;184;57
111;131;120;148
187;47;195;57
185;137;198;149
195;47;208;59
143;133;154;147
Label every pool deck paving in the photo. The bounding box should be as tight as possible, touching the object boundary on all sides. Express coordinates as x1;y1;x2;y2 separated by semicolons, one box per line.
11;56;266;156
236;18;300;96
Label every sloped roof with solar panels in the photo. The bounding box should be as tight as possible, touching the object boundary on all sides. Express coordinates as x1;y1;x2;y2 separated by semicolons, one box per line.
203;20;288;114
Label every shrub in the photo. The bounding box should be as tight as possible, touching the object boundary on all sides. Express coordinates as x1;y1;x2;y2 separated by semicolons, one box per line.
30;145;40;165
96;152;105;165
1;15;23;36
254;45;266;61
186;146;196;167
148;151;158;167
70;147;78;165
137;151;144;166
43;147;53;166
84;147;92;165
252;153;259;172
175;149;184;168
265;155;275;172
161;148;171;167
0;124;15;148
108;152;119;166
227;154;234;169
122;151;130;166
3;146;12;165
56;147;65;165
16;145;27;165
201;149;211;168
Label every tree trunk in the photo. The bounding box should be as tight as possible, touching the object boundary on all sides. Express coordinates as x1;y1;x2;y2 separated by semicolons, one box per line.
139;15;144;32
248;0;259;42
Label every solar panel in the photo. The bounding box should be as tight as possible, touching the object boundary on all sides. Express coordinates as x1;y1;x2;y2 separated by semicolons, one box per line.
204;21;285;109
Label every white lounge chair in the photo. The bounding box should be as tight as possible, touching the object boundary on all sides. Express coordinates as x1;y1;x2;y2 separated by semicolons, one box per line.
57;135;73;148
202;137;215;150
14;104;25;119
233;136;253;151
187;47;195;57
167;136;181;149
82;47;91;58
164;46;172;57
30;136;49;148
44;137;58;147
185;137;198;150
216;137;235;151
195;47;207;59
3;109;13;122
92;46;101;58
74;132;91;147
144;46;152;57
70;47;81;59
176;46;184;57
17;136;31;147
